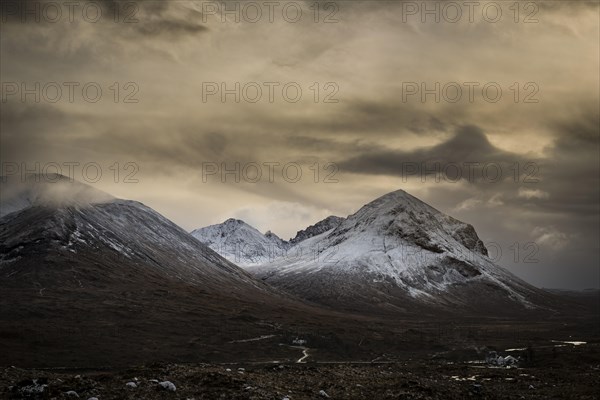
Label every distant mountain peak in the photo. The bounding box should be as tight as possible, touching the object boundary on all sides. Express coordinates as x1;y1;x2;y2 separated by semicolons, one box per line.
353;189;439;218
191;219;289;267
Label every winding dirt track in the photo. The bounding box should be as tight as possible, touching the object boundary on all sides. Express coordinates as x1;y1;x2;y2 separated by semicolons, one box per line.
297;348;310;363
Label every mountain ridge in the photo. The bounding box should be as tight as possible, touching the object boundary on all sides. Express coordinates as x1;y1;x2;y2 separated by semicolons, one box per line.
242;189;556;313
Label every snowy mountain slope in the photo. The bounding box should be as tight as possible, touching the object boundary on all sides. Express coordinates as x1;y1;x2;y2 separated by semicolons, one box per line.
191;219;289;267
248;189;554;313
289;215;344;245
191;215;345;267
0;200;268;291
265;230;288;247
2;175;373;366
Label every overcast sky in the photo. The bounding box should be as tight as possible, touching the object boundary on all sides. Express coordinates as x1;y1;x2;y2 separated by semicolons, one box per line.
1;0;598;289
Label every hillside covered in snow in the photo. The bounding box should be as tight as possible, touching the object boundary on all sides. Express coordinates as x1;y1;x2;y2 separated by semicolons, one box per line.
215;190;556;314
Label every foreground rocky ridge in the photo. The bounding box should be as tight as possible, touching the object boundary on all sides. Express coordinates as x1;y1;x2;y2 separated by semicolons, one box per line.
2;340;599;399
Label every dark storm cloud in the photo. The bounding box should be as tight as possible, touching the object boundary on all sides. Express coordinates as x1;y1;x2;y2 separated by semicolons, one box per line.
340;101;451;135
285;135;376;154
0;0;208;38
337;125;523;181
119;1;209;38
551;110;600;152
134;18;208;36
231;100;457;145
538;108;600;216
337;109;599;221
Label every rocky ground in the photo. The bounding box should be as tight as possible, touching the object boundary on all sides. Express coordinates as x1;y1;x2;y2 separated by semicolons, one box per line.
2;342;599;400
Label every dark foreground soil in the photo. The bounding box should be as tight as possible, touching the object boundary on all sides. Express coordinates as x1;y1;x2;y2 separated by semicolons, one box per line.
2;342;599;400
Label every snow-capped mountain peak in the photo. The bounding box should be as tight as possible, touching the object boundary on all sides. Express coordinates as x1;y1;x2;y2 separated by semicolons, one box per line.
191;219;289;267
331;189;488;256
246;189;550;313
